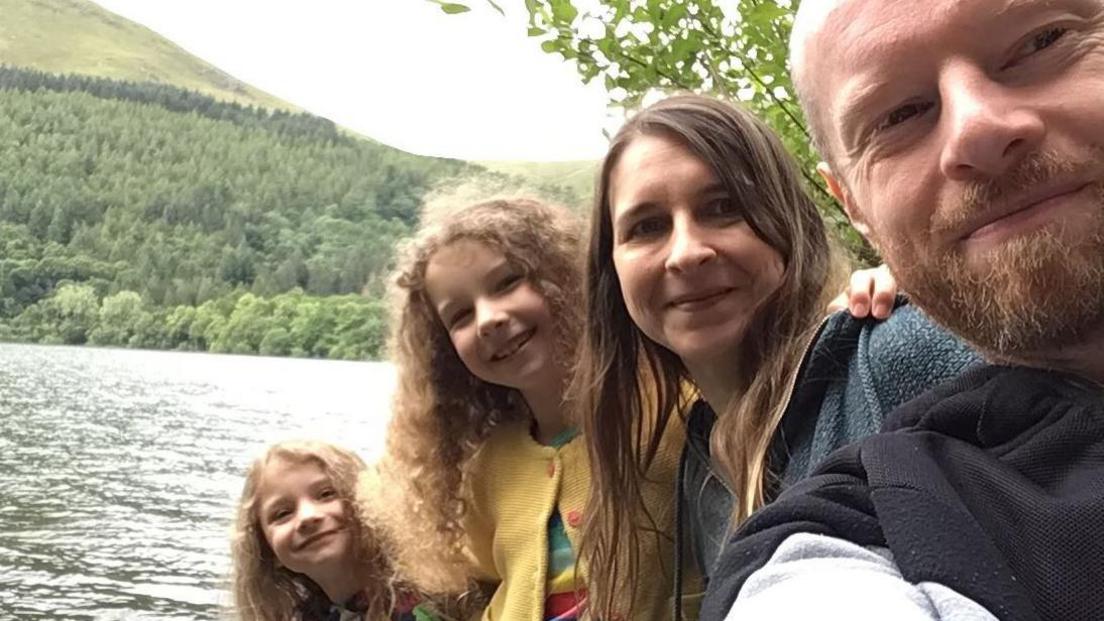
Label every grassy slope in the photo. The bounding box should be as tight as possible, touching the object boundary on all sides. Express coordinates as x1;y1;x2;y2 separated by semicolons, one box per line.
2;0;593;196
477;159;598;204
0;0;295;111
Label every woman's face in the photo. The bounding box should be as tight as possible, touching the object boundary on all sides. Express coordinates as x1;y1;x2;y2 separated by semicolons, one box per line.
424;239;559;394
608;133;785;369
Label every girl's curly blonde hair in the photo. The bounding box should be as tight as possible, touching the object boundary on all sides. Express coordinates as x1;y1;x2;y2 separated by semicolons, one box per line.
375;197;583;594
230;440;404;621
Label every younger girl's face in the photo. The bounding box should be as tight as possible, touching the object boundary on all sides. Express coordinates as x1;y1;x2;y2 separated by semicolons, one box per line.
424;239;559;394
256;457;354;579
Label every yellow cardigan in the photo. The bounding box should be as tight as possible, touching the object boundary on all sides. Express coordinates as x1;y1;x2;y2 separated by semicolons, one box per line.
463;420;697;621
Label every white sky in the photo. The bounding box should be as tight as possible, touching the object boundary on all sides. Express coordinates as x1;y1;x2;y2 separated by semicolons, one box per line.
89;0;619;161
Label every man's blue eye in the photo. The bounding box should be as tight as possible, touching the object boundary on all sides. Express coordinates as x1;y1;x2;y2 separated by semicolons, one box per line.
1031;27;1068;54
880;101;934;130
1005;26;1070;69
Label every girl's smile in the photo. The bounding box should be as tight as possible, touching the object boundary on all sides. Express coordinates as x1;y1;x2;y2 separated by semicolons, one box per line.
425;239;558;393
257;457;354;577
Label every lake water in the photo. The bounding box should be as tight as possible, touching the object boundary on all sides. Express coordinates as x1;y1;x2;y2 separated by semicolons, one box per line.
0;343;396;619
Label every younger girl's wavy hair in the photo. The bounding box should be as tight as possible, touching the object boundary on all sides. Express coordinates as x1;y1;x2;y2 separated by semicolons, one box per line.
231;440;400;620
377;198;583;593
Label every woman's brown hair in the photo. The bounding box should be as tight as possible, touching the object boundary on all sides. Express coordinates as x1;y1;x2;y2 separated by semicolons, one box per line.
575;94;841;617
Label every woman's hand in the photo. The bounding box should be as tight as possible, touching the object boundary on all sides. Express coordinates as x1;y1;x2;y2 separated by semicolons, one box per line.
827;264;897;320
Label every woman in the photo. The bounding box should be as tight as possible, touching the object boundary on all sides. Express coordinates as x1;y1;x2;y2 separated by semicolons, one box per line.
573;94;979;618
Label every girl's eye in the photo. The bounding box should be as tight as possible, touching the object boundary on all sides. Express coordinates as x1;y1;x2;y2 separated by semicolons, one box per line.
447;308;472;329
318;487;337;500
495;273;522;293
269;508;291;523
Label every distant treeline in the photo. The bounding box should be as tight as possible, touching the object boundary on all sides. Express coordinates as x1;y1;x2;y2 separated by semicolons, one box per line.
0;66;481;358
0;65;345;143
0;283;385;360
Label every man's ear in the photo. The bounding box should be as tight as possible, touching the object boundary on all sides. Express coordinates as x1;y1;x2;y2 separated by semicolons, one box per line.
817;161;870;238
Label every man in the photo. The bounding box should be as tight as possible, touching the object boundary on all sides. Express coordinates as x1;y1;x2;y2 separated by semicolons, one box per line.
700;0;1104;619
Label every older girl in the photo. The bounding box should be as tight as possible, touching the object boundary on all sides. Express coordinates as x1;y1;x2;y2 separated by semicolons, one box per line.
574;94;979;617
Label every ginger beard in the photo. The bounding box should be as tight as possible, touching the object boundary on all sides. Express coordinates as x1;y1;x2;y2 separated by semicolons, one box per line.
884;149;1104;359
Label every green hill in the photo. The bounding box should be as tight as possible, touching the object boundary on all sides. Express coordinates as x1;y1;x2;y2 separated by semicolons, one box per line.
1;0;594;205
477;159;597;208
0;1;592;359
0;67;476;358
0;0;295;111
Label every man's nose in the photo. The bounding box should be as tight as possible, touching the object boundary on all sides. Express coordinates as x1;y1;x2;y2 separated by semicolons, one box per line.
939;64;1045;181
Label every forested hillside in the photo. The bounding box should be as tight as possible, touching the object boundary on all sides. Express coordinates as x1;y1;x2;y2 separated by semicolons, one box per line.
0;66;483;358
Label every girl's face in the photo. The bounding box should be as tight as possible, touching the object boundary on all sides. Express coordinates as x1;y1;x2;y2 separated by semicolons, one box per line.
608;133;784;369
424;239;559;393
256;457;353;579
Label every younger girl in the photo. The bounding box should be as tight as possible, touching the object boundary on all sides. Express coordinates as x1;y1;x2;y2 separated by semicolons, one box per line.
372;198;691;621
231;440;438;621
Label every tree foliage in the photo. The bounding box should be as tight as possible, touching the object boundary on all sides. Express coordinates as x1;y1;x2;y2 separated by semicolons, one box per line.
5;285;387;360
432;0;873;263
0;66;527;358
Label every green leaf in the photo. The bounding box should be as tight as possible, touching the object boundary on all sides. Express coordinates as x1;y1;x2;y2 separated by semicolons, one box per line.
541;40;560;53
748;2;789;24
484;0;506;15
661;4;687;28
549;0;578;23
527;27;544;36
427;0;471;14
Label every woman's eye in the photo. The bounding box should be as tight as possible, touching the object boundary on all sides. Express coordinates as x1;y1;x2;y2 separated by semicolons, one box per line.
269;508;291;523
318;487;337;500
704;198;741;219
627;216;667;240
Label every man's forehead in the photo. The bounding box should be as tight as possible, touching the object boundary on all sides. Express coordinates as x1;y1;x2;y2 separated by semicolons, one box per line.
796;0;1094;88
795;0;927;85
793;0;1071;157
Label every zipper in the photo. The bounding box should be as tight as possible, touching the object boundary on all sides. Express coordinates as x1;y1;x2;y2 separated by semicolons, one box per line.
779;315;832;420
688;315;832;498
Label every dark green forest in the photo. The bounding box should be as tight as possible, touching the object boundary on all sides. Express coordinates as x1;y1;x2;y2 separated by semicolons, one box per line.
0;66;567;359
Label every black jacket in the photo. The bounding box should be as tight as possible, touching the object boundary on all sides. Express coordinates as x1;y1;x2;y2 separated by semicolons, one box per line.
700;365;1104;621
